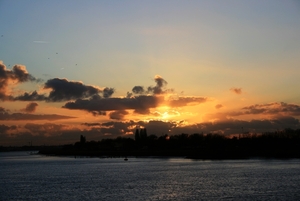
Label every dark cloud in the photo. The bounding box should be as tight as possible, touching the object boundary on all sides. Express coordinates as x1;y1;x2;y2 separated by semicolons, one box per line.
21;102;38;113
126;92;133;98
24;123;67;135
0;124;17;133
0;123;103;146
0;62;41;100
10;74;208;121
3;115;300;146
133;108;150;114
230;102;300;117
14;91;47;101
188;116;300;135
230;88;242;94
272;116;300;128
103;87;114;98
147;75;168;94
0;64;36;83
168;97;208;107
0;107;8;113
63;94;209;116
144;120;177;134
63;95;164;115
11;65;38;82
130;75;173;95
97;117;300;137
91;111;106;116
109;110;129;120
100;121;133;136
44;78;106;102
14;78;114;102
137;117;298;137
82;120;176;137
82;122;101;127
1;121;120;145
132;86;145;94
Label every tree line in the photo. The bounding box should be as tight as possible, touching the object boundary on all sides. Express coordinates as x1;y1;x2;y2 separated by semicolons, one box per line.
38;128;300;159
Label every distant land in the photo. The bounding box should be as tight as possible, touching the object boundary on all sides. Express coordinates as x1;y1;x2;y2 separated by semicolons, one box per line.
1;128;300;160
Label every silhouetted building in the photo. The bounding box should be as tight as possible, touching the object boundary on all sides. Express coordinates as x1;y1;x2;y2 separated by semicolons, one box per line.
80;135;86;144
135;128;140;141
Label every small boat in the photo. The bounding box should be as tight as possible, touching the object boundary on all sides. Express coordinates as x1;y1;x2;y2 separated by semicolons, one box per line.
124;157;128;161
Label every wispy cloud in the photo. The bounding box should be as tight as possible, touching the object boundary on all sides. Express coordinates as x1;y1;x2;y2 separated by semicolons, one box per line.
33;40;50;44
230;88;242;94
215;104;223;109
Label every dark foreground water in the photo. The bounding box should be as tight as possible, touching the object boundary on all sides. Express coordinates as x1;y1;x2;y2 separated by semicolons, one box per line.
0;152;300;201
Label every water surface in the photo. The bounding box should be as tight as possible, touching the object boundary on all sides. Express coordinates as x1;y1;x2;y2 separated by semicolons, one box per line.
1;152;299;200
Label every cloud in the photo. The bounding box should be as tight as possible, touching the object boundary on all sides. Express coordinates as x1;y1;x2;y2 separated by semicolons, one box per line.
131;75;173;96
167;96;208;107
0;124;17;134
62;75;209;116
0;113;75;121
0;62;41;100
147;75;170;94
229;102;300;117
63;94;208;117
2;114;300;146
33;40;50;43
144;120;177;134
13;78;114;102
63;95;164;115
82;122;101;127
14;91;47;101
132;86;145;94
230;88;242;94
109;110;129;120
21;102;38;113
0;107;7;113
0;122;104;146
0;107;75;121
9;73;210;120
81;120;177;137
90;111;106;116
162;116;300;136
103;87;114;98
100;121;134;136
24;123;67;135
215;104;223;109
44;78;113;102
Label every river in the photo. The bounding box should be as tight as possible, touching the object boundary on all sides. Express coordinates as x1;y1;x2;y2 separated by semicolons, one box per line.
0;151;299;200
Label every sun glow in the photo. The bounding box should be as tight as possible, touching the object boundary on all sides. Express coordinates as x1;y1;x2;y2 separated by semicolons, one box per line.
162;112;169;119
151;106;182;120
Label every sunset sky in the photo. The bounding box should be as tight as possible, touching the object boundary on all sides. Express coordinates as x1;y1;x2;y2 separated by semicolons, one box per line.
1;0;300;146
